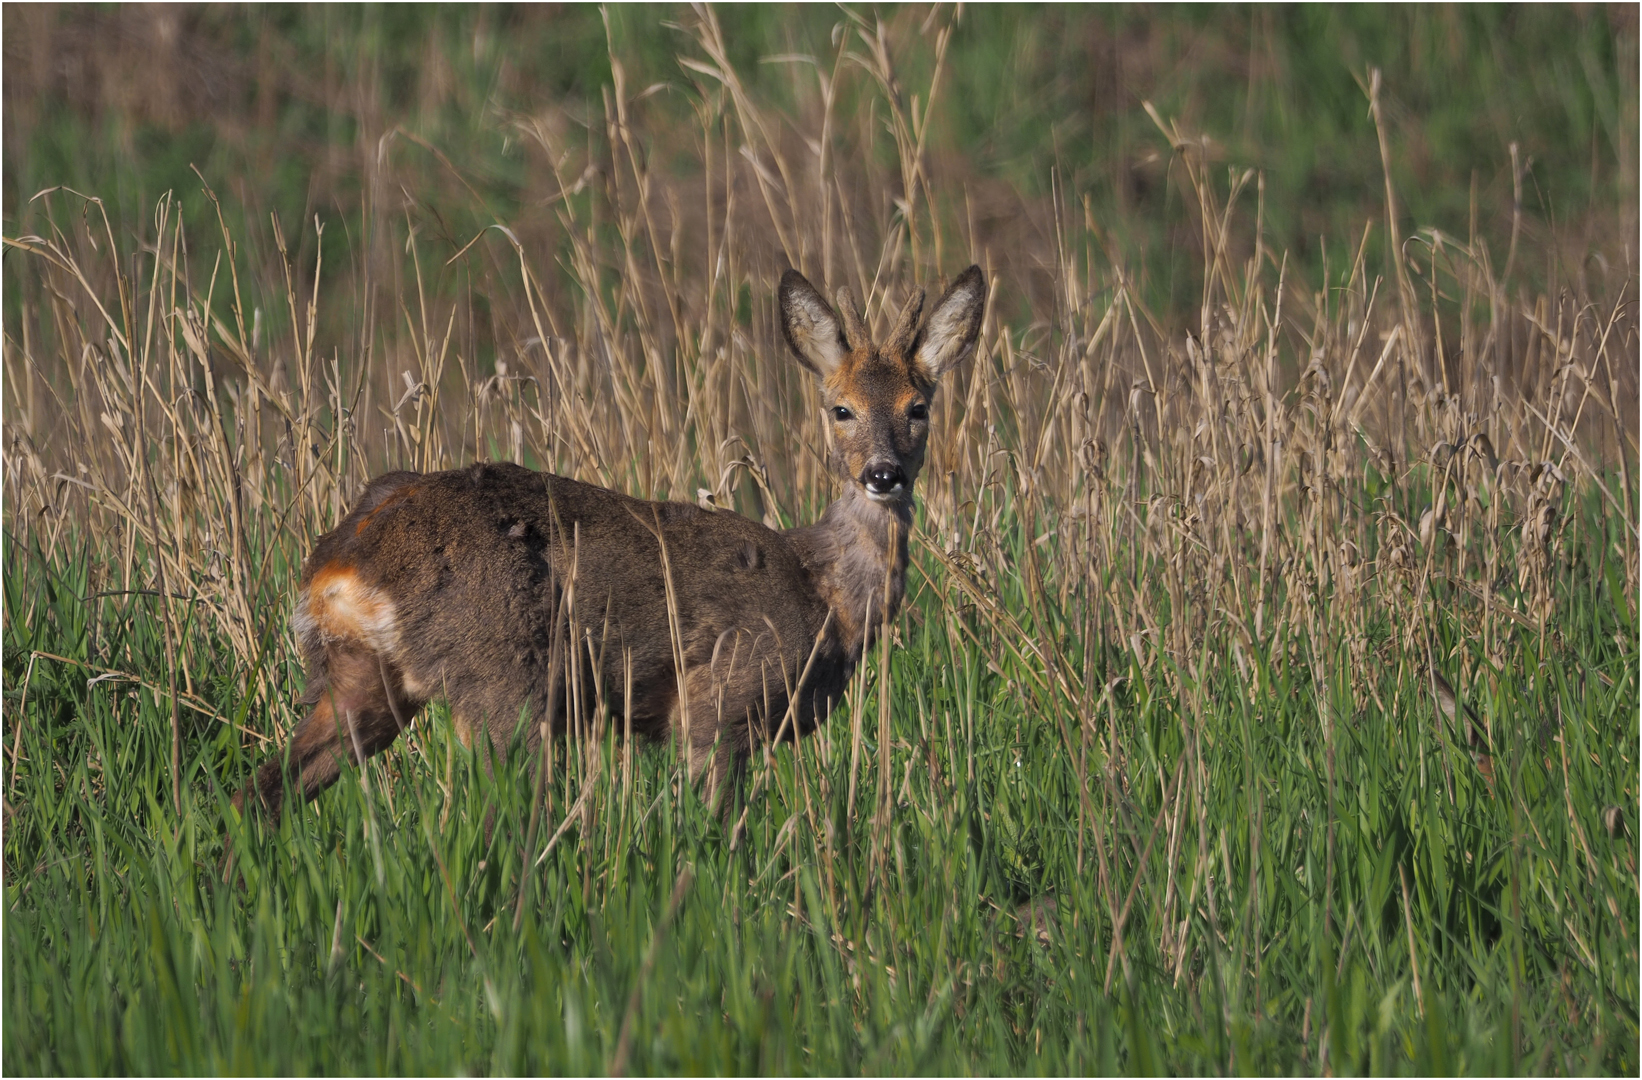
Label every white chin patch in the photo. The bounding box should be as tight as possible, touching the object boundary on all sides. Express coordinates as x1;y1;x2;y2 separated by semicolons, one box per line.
865;486;904;503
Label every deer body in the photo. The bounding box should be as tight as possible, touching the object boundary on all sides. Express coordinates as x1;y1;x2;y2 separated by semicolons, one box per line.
237;265;985;820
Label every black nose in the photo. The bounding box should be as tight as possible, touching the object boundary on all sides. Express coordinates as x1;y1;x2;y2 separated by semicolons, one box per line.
863;464;906;495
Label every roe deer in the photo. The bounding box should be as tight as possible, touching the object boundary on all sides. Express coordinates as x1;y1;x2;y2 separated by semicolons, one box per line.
234;265;986;821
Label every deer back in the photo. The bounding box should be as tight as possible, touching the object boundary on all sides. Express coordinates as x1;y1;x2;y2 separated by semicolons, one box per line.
297;462;844;747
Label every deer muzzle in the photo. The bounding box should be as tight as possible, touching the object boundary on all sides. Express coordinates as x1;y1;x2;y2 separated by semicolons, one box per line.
862;462;908;500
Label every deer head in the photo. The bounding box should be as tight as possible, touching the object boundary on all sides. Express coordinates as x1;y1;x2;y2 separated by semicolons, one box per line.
779;265;986;505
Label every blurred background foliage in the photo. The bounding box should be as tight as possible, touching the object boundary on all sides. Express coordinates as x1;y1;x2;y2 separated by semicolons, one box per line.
5;3;1636;326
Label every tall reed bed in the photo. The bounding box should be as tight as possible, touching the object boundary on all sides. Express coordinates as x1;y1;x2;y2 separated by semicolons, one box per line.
4;9;1636;1073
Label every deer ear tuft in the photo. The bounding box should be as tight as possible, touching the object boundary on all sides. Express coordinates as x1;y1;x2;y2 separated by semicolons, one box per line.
912;265;986;380
779;270;847;377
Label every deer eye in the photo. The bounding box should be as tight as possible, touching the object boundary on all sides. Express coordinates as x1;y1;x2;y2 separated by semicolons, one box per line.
831;406;853;422
908;402;929;421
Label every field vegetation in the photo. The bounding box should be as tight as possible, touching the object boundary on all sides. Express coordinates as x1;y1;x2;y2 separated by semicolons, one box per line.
3;5;1638;1074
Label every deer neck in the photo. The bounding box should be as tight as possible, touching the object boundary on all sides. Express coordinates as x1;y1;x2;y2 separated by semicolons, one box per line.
788;483;912;661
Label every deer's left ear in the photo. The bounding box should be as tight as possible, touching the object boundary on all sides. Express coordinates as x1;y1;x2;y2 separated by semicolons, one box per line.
779;269;848;378
912;265;986;381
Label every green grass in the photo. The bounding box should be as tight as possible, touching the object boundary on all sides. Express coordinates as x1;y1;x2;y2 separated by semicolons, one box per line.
4;474;1636;1074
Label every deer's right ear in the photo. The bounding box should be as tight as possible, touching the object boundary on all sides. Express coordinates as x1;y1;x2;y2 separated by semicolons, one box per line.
779;270;847;378
912;265;986;382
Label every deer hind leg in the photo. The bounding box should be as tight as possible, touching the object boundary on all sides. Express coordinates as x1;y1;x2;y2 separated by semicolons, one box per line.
239;642;421;822
676;663;754;816
693;739;748;817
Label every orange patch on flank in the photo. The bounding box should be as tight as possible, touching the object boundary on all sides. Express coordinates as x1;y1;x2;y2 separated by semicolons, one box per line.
355;485;421;535
304;561;399;650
